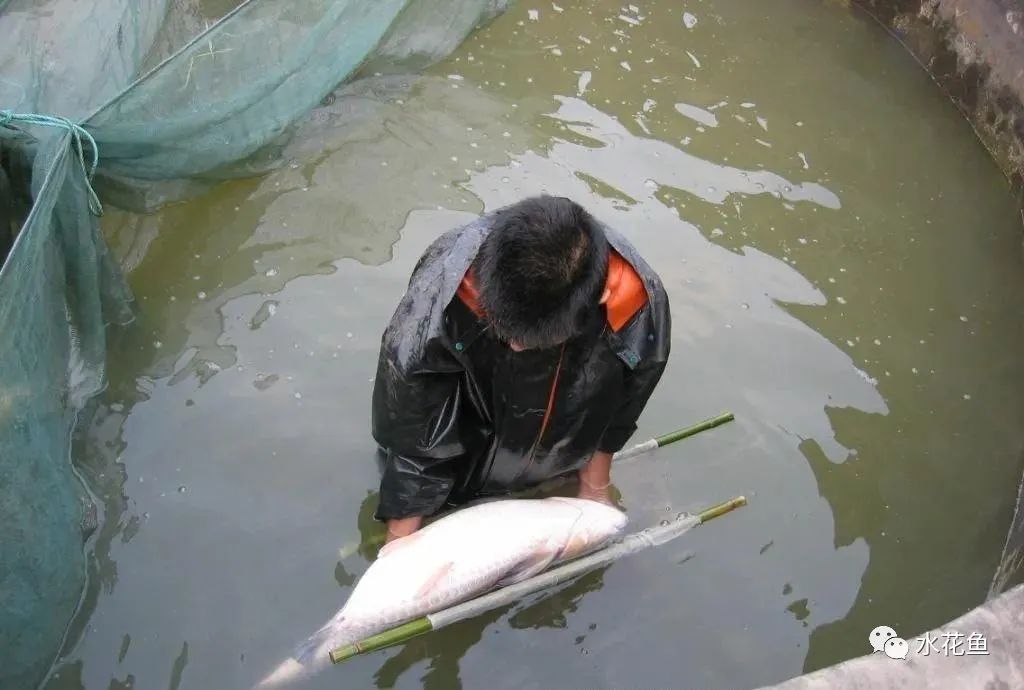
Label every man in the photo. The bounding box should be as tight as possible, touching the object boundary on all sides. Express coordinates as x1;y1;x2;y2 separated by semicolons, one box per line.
371;195;671;542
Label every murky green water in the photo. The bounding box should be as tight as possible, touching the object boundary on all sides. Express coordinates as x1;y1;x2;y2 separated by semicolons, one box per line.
45;1;1024;689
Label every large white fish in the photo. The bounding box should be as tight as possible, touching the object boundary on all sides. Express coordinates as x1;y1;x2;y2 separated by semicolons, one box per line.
255;497;628;688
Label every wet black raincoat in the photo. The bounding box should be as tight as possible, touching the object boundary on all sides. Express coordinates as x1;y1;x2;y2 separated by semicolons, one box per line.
371;213;671;521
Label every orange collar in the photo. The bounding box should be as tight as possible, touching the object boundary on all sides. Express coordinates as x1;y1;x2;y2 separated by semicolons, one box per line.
456;250;647;333
603;251;648;331
456;269;486;318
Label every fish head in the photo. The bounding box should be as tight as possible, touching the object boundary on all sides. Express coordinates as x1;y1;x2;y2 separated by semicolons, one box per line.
547;497;628;560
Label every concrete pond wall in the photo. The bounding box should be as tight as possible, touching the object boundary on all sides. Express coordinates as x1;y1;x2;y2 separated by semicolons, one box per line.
760;1;1024;688
849;0;1024;198
755;582;1024;690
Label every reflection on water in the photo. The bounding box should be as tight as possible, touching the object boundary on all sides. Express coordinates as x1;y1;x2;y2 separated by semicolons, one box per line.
45;0;1024;689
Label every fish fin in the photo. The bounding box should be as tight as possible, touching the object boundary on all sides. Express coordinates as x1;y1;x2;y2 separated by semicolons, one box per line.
415;561;455;599
556;532;607;563
254;657;307;689
255;609;352;688
496;545;559;587
293;615;346;666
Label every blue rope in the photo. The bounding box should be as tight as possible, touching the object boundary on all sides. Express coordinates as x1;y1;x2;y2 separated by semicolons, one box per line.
0;109;104;216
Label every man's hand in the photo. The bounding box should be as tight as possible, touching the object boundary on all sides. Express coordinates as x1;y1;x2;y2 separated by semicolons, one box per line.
577;450;614;505
385;516;423;543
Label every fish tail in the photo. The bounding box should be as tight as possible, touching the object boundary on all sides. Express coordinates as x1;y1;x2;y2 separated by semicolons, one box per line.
252;657;310;690
252;614;349;689
293;621;339;665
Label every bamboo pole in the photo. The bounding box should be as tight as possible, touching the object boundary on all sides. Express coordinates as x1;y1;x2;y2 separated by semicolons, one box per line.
329;495;747;664
612;411;734;461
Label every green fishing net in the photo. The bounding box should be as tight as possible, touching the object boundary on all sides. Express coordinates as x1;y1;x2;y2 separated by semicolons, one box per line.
0;1;510;687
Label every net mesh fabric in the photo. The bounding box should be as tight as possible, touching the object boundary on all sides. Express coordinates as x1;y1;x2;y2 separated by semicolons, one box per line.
0;1;511;686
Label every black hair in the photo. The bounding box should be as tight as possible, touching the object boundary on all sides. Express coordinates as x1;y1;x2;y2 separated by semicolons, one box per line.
474;195;609;350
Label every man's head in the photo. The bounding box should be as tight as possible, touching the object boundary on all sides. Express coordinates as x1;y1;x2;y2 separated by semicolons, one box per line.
474;195;610;351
